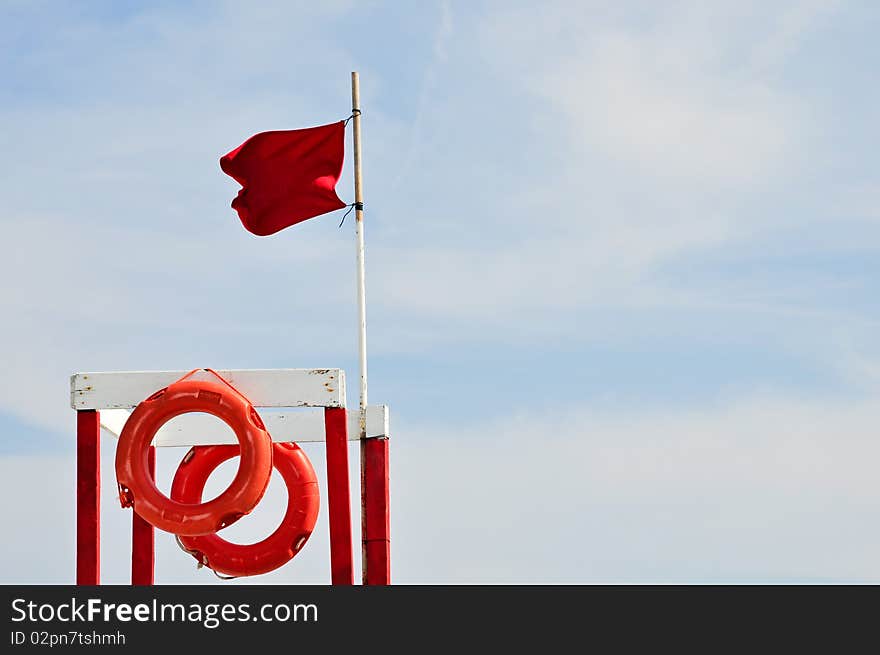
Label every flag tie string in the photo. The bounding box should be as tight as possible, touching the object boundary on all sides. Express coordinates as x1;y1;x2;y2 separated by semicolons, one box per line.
344;109;361;126
338;202;364;228
339;108;364;227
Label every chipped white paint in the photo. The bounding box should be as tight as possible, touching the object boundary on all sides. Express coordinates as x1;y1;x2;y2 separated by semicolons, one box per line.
70;369;345;410
97;405;389;446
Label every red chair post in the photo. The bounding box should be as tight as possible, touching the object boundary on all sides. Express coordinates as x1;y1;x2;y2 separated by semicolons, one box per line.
361;436;390;585
76;410;101;585
131;446;156;585
324;407;354;584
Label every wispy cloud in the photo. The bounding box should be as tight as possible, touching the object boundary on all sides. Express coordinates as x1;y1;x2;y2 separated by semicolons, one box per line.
393;390;880;582
390;0;455;190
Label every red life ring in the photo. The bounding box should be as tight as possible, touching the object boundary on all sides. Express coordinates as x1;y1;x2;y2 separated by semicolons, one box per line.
115;377;274;536
171;442;320;577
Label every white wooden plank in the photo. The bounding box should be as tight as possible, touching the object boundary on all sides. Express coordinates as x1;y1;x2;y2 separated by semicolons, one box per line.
71;369;345;409
98;404;389;446
99;409;130;438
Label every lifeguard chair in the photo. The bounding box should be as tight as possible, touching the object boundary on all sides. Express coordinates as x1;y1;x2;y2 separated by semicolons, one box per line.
72;367;390;585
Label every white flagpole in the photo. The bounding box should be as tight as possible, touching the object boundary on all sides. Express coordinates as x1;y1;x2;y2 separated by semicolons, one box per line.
350;71;368;439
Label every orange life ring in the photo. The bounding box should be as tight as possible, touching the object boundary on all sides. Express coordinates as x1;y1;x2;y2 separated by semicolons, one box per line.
115;376;274;536
171;442;319;577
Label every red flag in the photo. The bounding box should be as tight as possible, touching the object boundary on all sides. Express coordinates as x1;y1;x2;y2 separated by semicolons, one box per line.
220;122;346;236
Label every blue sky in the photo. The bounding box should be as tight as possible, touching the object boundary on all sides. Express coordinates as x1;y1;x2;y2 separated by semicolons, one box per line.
1;0;879;583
